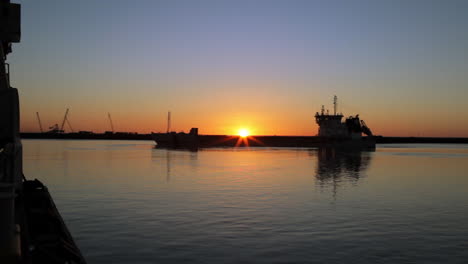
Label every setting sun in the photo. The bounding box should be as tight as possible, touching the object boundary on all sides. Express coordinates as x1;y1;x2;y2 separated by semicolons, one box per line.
238;129;250;138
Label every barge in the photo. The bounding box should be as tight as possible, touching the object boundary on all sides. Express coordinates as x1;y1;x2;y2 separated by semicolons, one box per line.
153;96;375;150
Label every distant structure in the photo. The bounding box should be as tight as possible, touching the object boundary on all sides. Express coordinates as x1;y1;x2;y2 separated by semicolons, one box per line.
36;112;43;133
60;108;73;133
167;111;171;133
48;108;72;133
315;96;373;139
108;112;114;133
48;123;62;133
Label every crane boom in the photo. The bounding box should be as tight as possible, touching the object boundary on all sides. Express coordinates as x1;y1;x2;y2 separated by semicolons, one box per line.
66;118;74;133
36;112;43;133
360;120;373;136
60;108;69;131
108;113;114;132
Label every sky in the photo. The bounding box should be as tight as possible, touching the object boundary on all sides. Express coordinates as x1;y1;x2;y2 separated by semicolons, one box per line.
9;0;468;136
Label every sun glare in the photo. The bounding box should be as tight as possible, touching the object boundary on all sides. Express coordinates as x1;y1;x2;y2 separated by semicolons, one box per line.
238;129;250;138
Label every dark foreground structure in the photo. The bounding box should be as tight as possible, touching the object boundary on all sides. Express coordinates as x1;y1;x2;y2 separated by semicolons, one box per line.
1;1;86;263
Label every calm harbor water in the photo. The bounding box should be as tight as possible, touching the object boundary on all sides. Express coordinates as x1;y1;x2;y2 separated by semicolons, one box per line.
23;140;468;264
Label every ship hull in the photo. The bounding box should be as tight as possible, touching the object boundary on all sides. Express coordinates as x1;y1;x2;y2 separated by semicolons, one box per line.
152;134;375;150
151;133;199;149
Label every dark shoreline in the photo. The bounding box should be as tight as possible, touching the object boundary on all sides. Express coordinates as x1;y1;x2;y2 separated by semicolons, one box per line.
20;133;468;144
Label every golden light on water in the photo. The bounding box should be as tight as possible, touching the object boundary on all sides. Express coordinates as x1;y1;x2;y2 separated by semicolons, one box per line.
238;129;250;138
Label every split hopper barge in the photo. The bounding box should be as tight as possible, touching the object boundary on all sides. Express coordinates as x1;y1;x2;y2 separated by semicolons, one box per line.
153;96;376;150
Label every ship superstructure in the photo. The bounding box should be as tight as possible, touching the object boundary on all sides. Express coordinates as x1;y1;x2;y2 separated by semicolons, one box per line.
315;96;373;139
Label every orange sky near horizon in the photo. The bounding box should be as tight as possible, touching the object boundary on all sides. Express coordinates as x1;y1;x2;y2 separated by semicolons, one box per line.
19;96;468;137
11;1;468;138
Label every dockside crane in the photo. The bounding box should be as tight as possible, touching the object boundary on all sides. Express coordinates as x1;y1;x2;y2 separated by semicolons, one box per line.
56;108;73;133
36;111;43;133
66;117;74;133
60;108;69;131
108;112;114;132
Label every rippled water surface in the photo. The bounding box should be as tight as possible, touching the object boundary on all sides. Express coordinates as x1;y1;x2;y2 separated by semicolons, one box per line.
23;140;468;263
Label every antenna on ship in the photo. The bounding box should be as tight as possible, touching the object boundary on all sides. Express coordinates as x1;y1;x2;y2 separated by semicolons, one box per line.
321;105;325;115
167;111;171;133
333;95;337;115
36;112;44;133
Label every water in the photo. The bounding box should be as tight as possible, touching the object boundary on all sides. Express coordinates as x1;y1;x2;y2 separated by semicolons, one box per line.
23;140;468;263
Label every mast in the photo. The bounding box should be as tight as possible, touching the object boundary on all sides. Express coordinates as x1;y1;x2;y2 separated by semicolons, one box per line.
167;111;171;133
333;95;337;115
36;112;43;132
